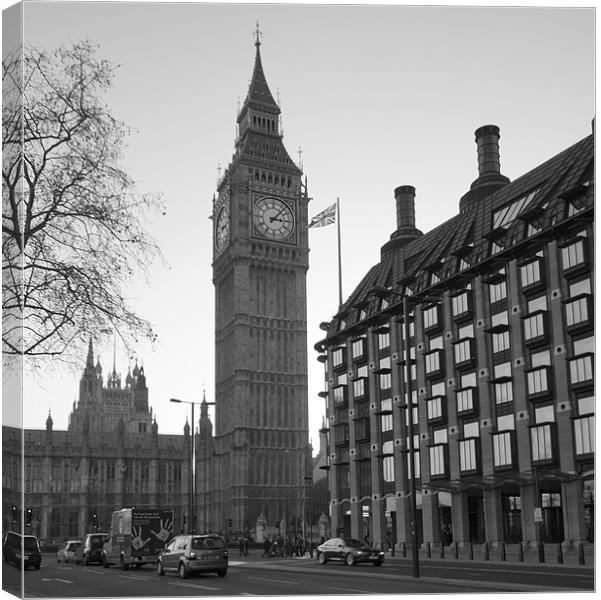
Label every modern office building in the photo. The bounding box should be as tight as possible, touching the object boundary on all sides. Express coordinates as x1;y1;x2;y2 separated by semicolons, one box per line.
315;124;594;551
206;30;312;533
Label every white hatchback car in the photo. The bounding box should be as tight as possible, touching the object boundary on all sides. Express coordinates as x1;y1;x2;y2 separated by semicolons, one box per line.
57;540;81;563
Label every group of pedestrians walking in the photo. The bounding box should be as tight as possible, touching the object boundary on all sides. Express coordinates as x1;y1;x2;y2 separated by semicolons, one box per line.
261;535;312;559
237;536;250;556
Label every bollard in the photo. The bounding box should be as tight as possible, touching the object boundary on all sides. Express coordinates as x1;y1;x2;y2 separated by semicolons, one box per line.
578;542;585;565
424;541;430;558
518;541;524;562
538;541;545;563
454;541;459;560
440;542;445;559
500;542;506;561
401;542;406;558
391;542;395;557
483;542;489;561
469;541;474;560
556;543;563;564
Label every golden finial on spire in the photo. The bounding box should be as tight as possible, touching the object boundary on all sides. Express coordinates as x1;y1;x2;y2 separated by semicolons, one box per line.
254;21;262;47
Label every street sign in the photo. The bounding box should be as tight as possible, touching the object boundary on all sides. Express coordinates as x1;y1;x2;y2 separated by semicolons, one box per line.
533;507;543;522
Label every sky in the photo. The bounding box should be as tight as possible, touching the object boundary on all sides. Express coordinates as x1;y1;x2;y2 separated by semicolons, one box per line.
2;1;595;450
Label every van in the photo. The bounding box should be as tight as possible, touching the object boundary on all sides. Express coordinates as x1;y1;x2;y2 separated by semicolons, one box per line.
2;531;41;569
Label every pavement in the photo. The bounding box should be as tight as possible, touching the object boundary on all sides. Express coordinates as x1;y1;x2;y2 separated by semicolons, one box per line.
235;542;595;571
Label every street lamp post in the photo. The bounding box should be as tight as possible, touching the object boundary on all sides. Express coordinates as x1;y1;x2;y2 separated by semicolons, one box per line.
372;286;440;579
170;397;215;535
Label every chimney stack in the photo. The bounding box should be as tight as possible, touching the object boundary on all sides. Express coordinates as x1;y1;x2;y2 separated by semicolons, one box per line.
460;124;510;212
475;125;502;178
381;185;422;257
394;185;416;230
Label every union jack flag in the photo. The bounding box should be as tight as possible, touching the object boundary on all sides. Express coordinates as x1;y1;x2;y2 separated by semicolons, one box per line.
308;203;336;228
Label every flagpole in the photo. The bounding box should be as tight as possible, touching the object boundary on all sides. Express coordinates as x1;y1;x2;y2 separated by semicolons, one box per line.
337;197;342;306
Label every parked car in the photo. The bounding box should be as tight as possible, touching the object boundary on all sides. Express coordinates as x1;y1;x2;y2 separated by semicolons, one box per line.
156;534;228;578
57;540;81;563
2;531;41;569
75;533;109;566
316;537;384;566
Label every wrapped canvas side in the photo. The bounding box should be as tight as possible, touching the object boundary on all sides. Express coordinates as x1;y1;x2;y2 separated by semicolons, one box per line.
3;1;25;598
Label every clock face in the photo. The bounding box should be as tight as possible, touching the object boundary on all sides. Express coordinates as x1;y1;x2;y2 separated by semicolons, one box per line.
215;205;230;250
253;197;295;240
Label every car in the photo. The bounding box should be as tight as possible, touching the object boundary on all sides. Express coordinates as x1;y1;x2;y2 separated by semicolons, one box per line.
57;540;81;563
316;537;384;567
75;533;109;565
3;531;41;569
156;534;228;579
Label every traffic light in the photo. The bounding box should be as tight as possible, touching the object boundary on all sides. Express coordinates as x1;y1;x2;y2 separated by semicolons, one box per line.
92;512;98;529
227;519;233;528
25;508;33;527
11;505;18;523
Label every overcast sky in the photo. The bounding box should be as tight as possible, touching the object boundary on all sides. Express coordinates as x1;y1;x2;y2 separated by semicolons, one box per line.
3;1;595;448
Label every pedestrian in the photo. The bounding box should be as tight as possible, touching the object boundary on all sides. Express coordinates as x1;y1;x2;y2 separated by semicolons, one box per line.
238;536;244;556
243;536;249;556
261;536;271;559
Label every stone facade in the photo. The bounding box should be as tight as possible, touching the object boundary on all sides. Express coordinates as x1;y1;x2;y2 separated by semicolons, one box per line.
206;32;312;535
2;341;191;541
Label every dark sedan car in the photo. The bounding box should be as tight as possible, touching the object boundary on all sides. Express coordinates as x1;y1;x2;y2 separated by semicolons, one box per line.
317;537;384;566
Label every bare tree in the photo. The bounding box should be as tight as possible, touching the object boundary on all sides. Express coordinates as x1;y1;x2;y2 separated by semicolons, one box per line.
2;41;163;368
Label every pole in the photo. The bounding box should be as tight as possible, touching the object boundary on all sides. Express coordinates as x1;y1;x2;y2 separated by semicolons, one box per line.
336;197;342;306
191;402;195;534
403;296;420;578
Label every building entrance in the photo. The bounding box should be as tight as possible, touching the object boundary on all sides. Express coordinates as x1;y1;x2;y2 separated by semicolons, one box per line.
467;495;485;543
501;493;522;542
541;492;563;543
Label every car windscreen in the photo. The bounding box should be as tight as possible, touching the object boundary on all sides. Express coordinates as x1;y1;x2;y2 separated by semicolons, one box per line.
191;537;225;550
90;537;105;548
24;538;38;550
343;538;366;548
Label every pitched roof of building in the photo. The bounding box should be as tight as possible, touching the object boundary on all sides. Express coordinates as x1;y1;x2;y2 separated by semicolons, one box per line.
320;132;594;343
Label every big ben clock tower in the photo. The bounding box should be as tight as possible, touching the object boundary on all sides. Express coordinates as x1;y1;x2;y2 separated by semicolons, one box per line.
210;27;311;534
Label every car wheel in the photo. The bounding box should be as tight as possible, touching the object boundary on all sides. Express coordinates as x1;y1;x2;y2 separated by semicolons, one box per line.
178;562;188;579
120;556;129;571
102;555;109;568
374;560;383;567
35;564;40;570
318;552;327;565
345;553;356;567
83;556;89;566
217;569;227;578
156;561;164;576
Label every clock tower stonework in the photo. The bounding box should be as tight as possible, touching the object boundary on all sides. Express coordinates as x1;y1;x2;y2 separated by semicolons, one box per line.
210;32;311;534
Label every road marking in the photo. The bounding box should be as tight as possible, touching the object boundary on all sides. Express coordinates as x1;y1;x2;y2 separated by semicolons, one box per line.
228;560;247;566
40;578;73;584
117;574;152;581
325;586;371;594
247;576;300;585
168;582;220;591
82;568;107;574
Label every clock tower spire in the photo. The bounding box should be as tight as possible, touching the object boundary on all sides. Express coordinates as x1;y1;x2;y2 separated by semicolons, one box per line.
209;28;311;536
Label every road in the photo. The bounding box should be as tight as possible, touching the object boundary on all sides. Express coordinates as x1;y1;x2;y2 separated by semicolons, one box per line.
2;552;594;597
